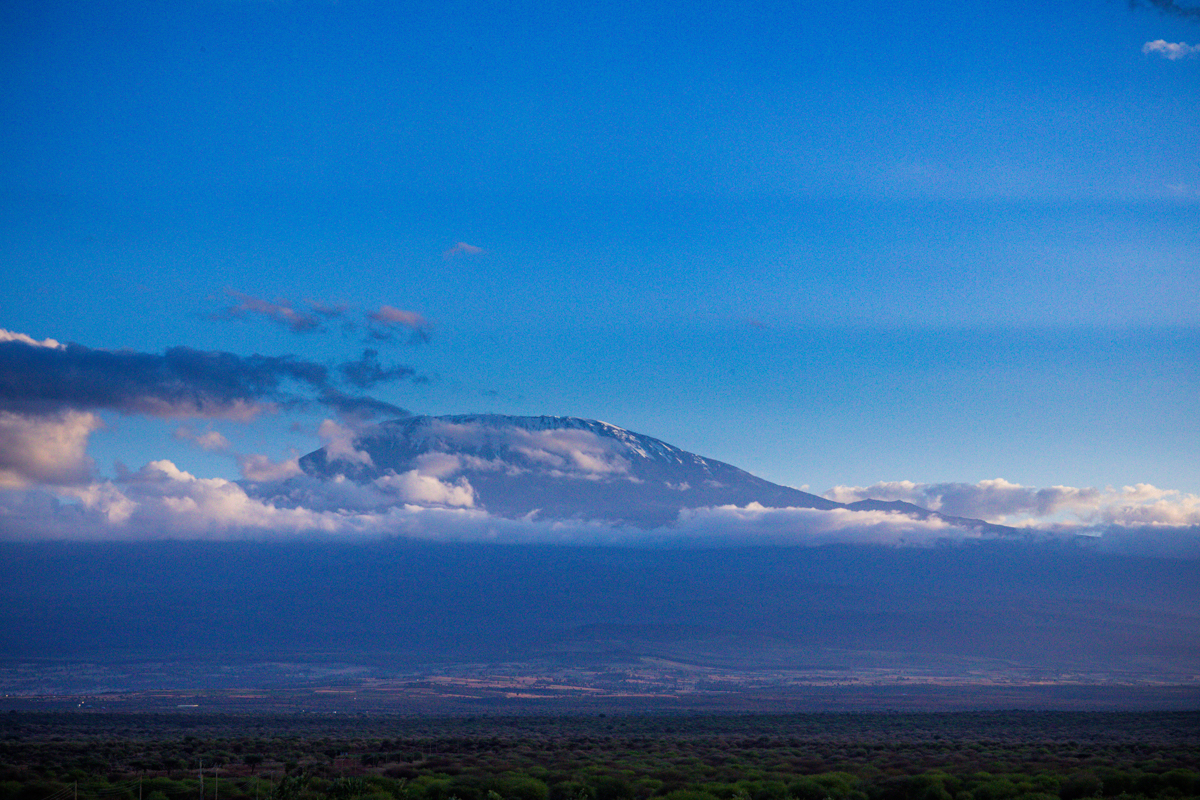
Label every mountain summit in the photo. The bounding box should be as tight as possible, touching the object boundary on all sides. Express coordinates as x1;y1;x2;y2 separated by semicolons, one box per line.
298;414;1003;530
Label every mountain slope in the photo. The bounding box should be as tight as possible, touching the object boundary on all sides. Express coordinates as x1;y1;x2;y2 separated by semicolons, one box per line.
298;414;1003;530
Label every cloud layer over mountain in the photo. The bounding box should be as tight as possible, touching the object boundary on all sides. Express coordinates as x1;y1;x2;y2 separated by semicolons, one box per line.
825;478;1200;527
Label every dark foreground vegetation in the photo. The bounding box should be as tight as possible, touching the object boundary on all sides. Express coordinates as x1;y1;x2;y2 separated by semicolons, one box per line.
2;713;1198;800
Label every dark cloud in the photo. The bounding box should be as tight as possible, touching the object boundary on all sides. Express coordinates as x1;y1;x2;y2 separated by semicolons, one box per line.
338;349;417;389
316;390;409;423
0;337;413;422
0;339;325;419
1132;0;1200;19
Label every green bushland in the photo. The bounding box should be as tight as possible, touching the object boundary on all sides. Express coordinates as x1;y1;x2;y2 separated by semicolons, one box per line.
0;713;1196;800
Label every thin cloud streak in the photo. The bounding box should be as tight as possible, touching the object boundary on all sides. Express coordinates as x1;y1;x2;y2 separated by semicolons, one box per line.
367;306;432;344
214;291;322;333
174;426;232;452
443;242;485;259
212;292;432;345
238;453;303;482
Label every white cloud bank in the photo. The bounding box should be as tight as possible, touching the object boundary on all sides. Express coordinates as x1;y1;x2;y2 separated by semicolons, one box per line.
3;459;1199;557
825;478;1200;527
0;467;974;546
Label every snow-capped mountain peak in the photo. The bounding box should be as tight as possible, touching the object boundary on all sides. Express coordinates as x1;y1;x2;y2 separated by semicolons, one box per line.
297;413;1006;532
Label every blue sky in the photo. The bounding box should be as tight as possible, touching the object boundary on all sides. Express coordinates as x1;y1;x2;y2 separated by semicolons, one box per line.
1;0;1199;539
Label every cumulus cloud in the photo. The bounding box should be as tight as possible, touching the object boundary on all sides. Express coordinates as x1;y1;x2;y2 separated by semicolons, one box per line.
443;241;485;259
374;470;476;507
65;460;354;538
0;410;101;487
0;329;412;422
825;478;1200;527
1143;39;1200;59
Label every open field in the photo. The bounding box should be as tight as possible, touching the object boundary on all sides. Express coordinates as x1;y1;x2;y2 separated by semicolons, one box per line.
4;659;1200;714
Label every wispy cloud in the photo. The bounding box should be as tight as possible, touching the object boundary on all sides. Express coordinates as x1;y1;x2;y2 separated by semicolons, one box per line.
366;306;431;344
317;419;374;467
237;452;302;482
212;292;431;345
214;291;323;332
443;241;485;259
0;329;63;349
1143;39;1200;59
310;417;635;482
174;426;232;452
